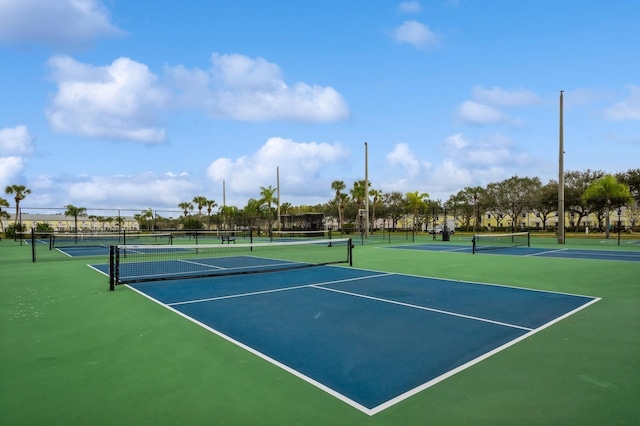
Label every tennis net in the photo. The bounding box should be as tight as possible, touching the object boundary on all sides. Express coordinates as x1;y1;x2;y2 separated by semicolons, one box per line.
269;229;331;242
109;237;353;290
50;232;173;249
170;229;250;244
472;232;530;253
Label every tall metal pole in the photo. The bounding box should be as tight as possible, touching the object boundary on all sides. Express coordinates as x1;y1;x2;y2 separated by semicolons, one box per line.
276;166;281;231
364;142;369;238
558;90;565;244
223;180;226;230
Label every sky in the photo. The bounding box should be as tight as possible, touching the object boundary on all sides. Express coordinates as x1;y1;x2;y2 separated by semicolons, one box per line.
1;0;639;213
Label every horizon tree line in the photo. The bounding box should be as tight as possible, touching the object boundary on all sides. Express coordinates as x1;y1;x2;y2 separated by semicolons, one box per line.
2;168;639;236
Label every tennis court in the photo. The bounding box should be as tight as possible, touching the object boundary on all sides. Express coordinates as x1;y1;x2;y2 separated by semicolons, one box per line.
2;236;639;425
89;240;598;415
392;244;640;262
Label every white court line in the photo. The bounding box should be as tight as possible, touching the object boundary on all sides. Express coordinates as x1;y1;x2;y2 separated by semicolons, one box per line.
310;284;533;331
526;248;568;257
178;258;227;270
124;268;601;417
167;272;394;306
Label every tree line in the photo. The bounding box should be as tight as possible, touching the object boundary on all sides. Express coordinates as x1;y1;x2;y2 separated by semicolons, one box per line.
2;168;638;236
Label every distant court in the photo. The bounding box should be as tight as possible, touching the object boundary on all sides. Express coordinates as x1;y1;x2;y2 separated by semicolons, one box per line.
388;244;640;262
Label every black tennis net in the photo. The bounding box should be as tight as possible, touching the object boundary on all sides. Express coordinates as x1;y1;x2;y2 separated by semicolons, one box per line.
472;232;530;254
50;232;173;249
269;229;332;242
109;237;353;290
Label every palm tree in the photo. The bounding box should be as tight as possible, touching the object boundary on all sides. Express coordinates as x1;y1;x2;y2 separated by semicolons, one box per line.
140;208;154;231
192;196;208;218
350;180;369;232
244;198;262;232
0;196;9;233
369;188;383;232
331;180;346;230
64;204;87;233
178;202;193;218
405;191;430;232
260;185;277;231
205;199;217;229
337;193;350;232
280;202;292;215
5;184;31;228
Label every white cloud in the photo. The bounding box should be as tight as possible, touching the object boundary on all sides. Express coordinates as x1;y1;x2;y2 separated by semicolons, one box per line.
26;172;203;209
385;143;425;177
46;55;168;142
431;160;474;192
206;137;349;204
378;136;532;199
444;133;469;149
398;1;422;13
0;156;27;189
604;85;640;121
456;101;510;125
166;53;350;122
442;133;534;175
456;86;539;125
392;21;438;49
0;0;126;49
0;125;34;155
471;86;540;107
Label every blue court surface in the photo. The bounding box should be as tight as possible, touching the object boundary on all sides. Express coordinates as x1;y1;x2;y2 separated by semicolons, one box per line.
55;245;110;257
389;244;640;262
92;258;599;415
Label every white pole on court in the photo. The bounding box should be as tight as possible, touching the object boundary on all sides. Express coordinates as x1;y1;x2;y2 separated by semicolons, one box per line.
364;142;369;239
558;91;565;244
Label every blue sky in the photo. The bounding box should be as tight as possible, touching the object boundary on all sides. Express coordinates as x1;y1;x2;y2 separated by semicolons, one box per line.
1;0;639;212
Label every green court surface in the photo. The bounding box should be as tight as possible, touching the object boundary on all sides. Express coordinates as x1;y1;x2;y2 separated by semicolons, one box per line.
1;235;639;425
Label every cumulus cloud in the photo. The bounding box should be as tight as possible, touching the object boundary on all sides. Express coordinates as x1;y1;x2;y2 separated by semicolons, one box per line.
604;85;640;121
28;172;203;209
44;53;349;142
0;125;34;155
206;137;349;204
46;55;168;142
442;133;533;174
166;53;350;122
456;101;510;125
444;133;470;150
0;156;27;189
377;133;537;199
471;86;540;107
392;21;438;49
0;0;126;49
385;143;426;177
398;1;422;13
456;86;538;125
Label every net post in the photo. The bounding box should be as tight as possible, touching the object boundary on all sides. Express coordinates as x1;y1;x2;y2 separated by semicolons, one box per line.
31;228;36;262
348;238;353;266
527;232;531;247
109;245;116;291
472;236;477;254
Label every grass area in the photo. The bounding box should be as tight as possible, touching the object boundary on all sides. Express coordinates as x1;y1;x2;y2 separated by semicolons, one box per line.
1;237;639;425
